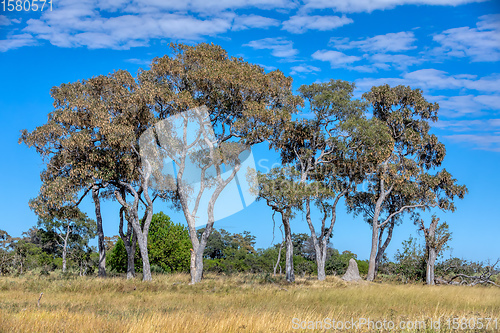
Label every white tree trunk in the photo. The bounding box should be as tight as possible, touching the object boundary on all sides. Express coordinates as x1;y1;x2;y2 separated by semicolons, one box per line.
426;247;437;285
283;215;295;282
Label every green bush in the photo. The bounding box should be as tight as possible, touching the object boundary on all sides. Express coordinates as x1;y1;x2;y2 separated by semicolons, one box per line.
107;212;191;274
356;260;369;275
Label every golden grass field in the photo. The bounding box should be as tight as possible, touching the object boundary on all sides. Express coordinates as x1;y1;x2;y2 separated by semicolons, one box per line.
0;273;499;332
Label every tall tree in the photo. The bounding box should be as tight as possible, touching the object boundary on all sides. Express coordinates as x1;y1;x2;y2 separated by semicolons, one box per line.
141;43;299;284
20;69;157;280
355;84;468;281
249;167;304;282
274;80;388;280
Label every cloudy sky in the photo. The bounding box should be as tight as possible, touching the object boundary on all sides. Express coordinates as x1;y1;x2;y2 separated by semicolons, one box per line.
1;0;499;261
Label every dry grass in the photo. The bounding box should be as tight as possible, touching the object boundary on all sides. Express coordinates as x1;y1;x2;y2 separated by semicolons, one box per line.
0;273;499;332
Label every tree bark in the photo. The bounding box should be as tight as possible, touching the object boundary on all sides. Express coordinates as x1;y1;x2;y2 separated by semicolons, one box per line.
316;242;327;281
126;232;137;280
136;231;152;281
92;185;106;277
374;221;395;275
423;216;439;285
119;205;136;279
282;214;295;282
305;199;326;281
427;247;437;285
367;199;383;281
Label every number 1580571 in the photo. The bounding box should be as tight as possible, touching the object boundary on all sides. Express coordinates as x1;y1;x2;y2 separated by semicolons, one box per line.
1;0;52;12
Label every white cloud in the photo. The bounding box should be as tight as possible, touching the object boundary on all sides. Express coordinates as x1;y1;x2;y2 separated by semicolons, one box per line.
302;0;486;13
330;31;417;53
290;64;320;74
102;0;295;14
434;119;500;132
443;134;500;152
232;14;279;31
125;58;152;65
0;15;11;26
23;12;233;49
282;15;353;33
0;34;36;52
312;50;361;67
356;69;500;94
324;32;422;72
355;70;500;121
433;95;500;118
256;63;277;71
370;53;423;71
2;0;292;50
244;37;298;58
432;14;500;62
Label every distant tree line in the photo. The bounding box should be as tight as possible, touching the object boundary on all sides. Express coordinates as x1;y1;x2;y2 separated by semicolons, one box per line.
2;211;498;287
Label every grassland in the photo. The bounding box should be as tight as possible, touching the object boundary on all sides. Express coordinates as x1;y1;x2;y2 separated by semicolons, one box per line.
0;273;499;332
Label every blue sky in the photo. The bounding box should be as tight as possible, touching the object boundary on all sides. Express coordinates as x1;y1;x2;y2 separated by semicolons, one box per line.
1;0;499;262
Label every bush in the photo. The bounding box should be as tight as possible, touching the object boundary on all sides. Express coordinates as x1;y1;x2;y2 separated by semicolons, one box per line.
356;260;369;275
107;212;191;274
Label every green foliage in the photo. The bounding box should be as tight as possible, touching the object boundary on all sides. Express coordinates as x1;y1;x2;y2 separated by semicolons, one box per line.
201;228;261;274
147;212;191;273
107;238;128;273
326;249;358;275
108;212;191;274
293;255;316;275
394;236;426;282
356;260;369;275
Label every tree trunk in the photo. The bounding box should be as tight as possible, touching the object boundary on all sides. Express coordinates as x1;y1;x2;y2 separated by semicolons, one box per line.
126;232;136;280
304;200;327;281
92;186;106;277
427;247;437;285
374;221;394;275
193;247;204;283
316;244;327;281
114;168;154;282
62;239;68;273
119;205;136;280
61;225;70;273
367;219;379;281
136;232;151;281
282;214;295;282
367;187;387;281
274;241;283;277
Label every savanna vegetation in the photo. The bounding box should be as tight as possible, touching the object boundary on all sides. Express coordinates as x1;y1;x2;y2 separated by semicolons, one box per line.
2;42;499;332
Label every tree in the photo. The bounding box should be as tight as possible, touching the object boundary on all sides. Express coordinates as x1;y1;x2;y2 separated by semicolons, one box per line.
354;84;468;281
274;80;386;280
21;69;159;280
107;238;128;273
416;215;451;285
37;209;96;273
249;167;304;282
0;230;13;275
142;43;299;284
